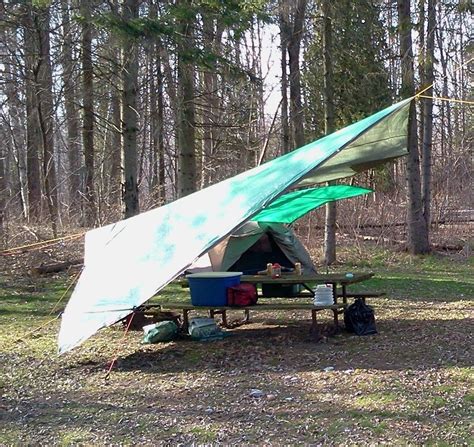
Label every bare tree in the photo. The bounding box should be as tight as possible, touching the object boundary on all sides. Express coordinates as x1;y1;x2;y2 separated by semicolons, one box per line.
122;0;140;217
81;0;97;225
23;5;42;222
60;0;82;219
36;3;59;234
421;0;436;230
279;0;290;154
397;0;430;254
280;0;307;149
176;0;197;198
322;0;336;265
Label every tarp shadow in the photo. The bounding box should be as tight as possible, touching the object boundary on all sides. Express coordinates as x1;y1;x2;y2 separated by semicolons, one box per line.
116;314;472;375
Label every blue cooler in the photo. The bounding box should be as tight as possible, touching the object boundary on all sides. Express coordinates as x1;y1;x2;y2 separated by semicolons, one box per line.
186;272;242;306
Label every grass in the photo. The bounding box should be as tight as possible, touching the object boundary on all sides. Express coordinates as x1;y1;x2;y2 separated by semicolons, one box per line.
0;246;472;445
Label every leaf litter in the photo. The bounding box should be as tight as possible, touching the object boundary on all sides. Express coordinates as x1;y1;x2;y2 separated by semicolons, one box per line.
0;242;472;445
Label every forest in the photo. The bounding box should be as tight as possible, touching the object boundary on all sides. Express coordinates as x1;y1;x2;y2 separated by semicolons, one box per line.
0;0;471;257
0;1;473;445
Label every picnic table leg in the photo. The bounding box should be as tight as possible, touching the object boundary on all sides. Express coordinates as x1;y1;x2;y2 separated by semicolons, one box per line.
341;284;347;305
209;309;229;328
332;283;339;327
333;308;339;327
310;309;318;333
332;283;337;304
244;309;250;323
182;309;189;330
221;310;228;327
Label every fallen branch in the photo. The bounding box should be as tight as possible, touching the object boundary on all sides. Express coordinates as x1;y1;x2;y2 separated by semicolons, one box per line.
31;258;84;276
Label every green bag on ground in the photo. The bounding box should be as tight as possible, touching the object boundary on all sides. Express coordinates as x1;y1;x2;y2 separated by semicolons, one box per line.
142;321;178;344
188;318;226;341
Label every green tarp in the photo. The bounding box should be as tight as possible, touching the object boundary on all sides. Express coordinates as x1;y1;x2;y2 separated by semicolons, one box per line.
58;98;412;353
253;185;372;224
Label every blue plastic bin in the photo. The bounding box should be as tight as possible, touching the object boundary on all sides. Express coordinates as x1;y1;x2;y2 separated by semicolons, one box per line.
186;272;242;306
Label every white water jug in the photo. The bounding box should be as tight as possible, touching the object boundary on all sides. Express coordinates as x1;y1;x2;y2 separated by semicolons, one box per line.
313;284;334;305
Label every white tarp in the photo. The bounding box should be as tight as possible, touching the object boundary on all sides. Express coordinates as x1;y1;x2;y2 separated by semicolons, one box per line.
58;99;411;353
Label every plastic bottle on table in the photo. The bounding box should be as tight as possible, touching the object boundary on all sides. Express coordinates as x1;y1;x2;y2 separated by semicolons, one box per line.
266;263;273;276
295;262;302;275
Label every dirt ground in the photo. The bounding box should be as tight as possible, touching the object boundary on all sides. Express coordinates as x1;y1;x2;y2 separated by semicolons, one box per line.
0;237;473;445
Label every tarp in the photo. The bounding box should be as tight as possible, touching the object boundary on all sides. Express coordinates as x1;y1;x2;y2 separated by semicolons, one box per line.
252;185;372;224
189;185;371;272
58;98;412;353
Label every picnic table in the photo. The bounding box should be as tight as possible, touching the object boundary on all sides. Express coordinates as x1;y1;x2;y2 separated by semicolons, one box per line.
153;272;381;333
241;272;376;305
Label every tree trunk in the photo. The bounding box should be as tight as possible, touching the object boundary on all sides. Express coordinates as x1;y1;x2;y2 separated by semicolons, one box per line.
23;6;42;221
436;19;452;158
200;15;213;188
397;0;430;254
421;0;436;229
122;0;140;217
0;142;6;242
36;5;59;235
287;0;307;149
322;0;336;266
110;75;123;209
61;0;82;219
148;0;159;203
3;28;27;219
279;0;290;154
177;0;197;198
81;0;97;225
156;46;166;204
201;15;223;186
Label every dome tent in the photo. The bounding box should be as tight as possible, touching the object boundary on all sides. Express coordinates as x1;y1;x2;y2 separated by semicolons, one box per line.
207;221;317;275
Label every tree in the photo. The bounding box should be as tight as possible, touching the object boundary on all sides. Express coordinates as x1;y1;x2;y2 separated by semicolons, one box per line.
397;0;430;254
2;25;27;220
321;0;336;266
305;0;392;137
280;0;307;149
421;0;436;234
122;0;140;217
176;0;197;198
23;5;42;222
278;0;290;154
109;47;123;211
23;3;57;227
60;0;82;219
81;0;97;225
36;3;59;234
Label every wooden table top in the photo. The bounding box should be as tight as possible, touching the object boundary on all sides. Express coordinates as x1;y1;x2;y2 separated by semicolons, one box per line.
240;272;374;285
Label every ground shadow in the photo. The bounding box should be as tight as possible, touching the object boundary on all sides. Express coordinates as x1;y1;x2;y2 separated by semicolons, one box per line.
116;313;473;375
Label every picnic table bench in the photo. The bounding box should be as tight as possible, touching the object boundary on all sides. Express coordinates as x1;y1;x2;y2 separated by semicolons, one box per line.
156;301;347;332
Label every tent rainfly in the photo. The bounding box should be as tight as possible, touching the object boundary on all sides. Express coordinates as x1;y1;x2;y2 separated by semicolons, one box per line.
58;98;412;353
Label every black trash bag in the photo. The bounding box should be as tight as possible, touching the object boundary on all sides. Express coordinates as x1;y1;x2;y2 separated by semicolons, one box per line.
344;298;377;336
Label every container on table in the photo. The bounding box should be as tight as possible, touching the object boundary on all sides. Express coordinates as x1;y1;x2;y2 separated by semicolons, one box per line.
186;272;242;306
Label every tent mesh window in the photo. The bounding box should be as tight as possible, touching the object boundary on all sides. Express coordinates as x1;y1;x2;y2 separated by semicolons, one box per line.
228;233;294;274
